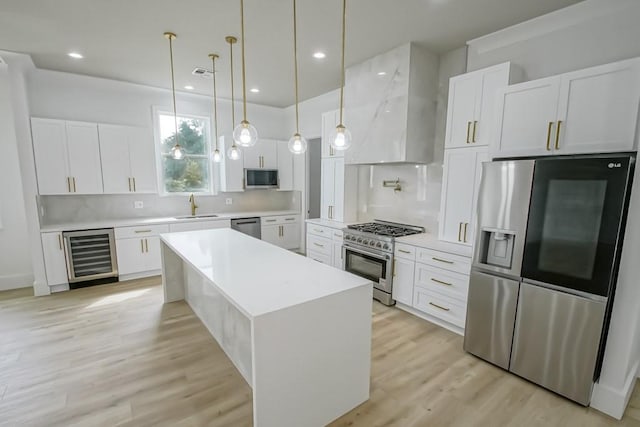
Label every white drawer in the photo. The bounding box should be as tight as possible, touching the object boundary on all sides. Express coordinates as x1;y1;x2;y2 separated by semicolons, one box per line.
115;224;169;239
262;215;300;225
307;250;332;265
414;263;469;302
394;243;416;261
416;247;471;275
307;234;332;256
413;287;466;328
331;229;344;242
168;219;231;233
307;224;332;238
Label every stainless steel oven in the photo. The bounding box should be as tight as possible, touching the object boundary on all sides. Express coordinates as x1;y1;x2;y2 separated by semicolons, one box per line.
343;243;393;304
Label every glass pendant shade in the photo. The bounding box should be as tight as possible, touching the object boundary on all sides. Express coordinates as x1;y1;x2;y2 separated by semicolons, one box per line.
212;148;222;163
171;144;185;159
233;120;258;147
330;124;352;150
288;133;307;155
227;144;242;161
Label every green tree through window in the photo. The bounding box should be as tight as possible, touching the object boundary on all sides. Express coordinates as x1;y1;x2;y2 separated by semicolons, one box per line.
157;114;212;193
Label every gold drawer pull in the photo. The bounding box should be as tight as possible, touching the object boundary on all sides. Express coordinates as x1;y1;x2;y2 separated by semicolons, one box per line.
285;218;296;221
334;233;342;238
546;121;553;151
314;243;324;248
431;278;452;286
432;257;454;264
555;120;562;150
135;229;152;233
429;302;450;312
398;249;411;254
266;219;277;223
313;228;323;233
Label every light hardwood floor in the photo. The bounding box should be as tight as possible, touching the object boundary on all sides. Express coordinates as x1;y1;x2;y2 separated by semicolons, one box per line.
1;277;639;426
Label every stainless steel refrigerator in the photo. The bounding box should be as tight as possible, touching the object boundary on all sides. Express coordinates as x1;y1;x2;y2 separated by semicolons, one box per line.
464;154;635;406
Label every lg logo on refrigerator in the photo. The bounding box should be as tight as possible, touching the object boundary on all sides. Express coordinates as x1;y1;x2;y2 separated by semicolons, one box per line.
608;163;622;168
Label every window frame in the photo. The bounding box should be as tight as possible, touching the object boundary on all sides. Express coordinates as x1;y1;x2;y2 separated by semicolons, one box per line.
153;108;216;196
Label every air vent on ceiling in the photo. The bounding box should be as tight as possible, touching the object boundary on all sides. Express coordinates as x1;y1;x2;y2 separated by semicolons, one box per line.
192;67;214;79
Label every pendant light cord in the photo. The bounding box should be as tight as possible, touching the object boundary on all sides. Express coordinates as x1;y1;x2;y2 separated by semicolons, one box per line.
240;0;248;122
228;39;236;128
338;0;347;125
211;55;219;150
293;0;299;134
168;35;180;145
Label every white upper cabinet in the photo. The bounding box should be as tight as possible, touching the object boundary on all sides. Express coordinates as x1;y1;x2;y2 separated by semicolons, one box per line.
243;139;277;169
344;43;439;164
31;118;104;195
321;110;344;158
446;62;520;149
493;57;640;158
99;124;156;194
218;136;244;192
439;147;488;246
276;141;294;191
320;157;357;223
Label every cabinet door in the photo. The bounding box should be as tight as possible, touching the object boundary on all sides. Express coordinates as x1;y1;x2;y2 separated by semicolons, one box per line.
445;74;479;149
276;141;294;191
116;238;146;275
41;232;69;286
467;149;490;246
333;241;343;269
31;119;70;195
219;136;244;192
144;236;162;271
439;149;476;245
494;77;560;158
320;158;335;220
98;124;131;194
128;127;157;193
332;158;345;222
260;140;278;169
474;65;510;146
281;223;300;250
242;144;261;169
556;60;640;154
261;224;281;246
321;110;343;158
66;121;104;194
392;257;414;305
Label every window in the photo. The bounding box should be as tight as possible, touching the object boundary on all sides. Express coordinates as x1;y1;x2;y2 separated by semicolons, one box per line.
156;111;213;194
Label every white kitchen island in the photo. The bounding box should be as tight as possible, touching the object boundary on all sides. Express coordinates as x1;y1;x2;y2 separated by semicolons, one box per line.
160;228;372;427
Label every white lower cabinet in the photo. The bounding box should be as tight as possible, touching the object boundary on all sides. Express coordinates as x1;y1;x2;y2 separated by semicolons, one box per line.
392;257;415;306
115;225;169;277
306;222;344;269
261;215;300;250
41;232;69;287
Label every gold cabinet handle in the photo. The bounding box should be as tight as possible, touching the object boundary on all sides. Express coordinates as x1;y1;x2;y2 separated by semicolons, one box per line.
58;234;63;250
135;229;152;234
431;278;452;286
546;121;554;151
432;257;454;264
67;177;71;193
72;177;77;192
314;242;324;248
145;238;149;253
466;121;471;144
285;218;295;221
334;233;341;238
140;239;144;253
128;177;131;192
313;228;323;233
472;121;478;142
265;219;277;223
398;249;411;254
463;223;468;243
429;302;450;312
133;177;136;192
458;222;462;242
555;120;562;150
392;259;397;277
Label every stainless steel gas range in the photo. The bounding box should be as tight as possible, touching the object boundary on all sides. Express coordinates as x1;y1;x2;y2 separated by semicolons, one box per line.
342;220;424;306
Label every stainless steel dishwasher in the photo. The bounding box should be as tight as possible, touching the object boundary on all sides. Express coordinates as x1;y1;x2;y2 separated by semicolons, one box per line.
231;217;261;239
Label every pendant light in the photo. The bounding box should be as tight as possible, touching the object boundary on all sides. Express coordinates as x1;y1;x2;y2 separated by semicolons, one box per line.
164;32;185;160
330;0;352;151
209;53;222;163
287;0;308;155
226;36;242;161
232;0;259;147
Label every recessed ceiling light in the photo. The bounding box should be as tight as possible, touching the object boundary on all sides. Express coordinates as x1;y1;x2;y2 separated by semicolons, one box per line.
313;52;326;59
250;88;260;93
68;52;83;59
184;85;194;90
377;71;386;76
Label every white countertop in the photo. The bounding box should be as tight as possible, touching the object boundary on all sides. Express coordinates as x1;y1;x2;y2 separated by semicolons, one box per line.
305;218;352;229
396;233;473;257
39;210;300;232
161;228;371;318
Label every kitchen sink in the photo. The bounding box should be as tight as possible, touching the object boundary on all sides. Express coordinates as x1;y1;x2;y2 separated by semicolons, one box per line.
173;214;219;219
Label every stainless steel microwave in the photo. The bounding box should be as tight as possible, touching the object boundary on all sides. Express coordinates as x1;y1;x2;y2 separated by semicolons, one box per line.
244;169;279;189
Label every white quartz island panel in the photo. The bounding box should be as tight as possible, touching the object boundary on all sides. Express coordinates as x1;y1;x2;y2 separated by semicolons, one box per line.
161;228;373;427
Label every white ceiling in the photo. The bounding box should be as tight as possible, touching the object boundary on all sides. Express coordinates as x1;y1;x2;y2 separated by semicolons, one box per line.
0;0;582;107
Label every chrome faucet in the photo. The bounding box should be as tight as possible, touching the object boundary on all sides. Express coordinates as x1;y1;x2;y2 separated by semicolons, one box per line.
188;193;198;216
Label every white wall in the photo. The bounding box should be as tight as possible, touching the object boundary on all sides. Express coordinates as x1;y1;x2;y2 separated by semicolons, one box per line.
0;61;33;290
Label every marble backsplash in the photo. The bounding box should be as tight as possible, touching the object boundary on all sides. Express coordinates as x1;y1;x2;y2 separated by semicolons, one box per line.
356;163;442;233
39;190;300;226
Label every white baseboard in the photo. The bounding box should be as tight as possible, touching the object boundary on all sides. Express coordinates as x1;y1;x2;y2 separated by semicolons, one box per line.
395;302;465;336
118;270;161;282
591;359;640;419
0;273;34;291
49;283;70;293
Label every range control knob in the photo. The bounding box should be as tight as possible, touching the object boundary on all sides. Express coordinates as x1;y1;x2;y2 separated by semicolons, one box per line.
362;239;369;245
382;243;390;250
376;242;382;248
356;238;363;244
369;240;376;247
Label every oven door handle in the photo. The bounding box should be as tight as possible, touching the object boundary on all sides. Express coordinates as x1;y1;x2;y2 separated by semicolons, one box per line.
343;244;391;260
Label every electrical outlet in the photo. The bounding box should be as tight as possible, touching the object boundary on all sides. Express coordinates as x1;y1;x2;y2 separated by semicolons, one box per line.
134;201;144;209
225;198;233;205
